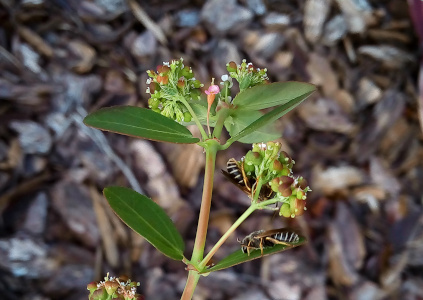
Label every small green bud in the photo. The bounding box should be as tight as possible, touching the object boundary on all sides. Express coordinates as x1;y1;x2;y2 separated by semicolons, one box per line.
279;203;291;218
118;275;129;282
152;107;161;114
297;177;308;189
149;82;160;94
190;89;201;100
192;79;202;88
148;97;160;109
180;66;194;79
270;178;280;193
90;288;107;300
146;69;156;77
270;159;283;173
295;188;305;200
290;196;306;217
243;161;255;175
278;151;292;165
87;282;98;292
244;150;262;165
281;167;290;176
227;61;237;72
278;182;292;197
105;281;119;295
183;111;192;122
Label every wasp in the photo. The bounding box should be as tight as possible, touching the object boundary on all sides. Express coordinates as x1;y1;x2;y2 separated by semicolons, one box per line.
238;228;301;256
222;158;275;201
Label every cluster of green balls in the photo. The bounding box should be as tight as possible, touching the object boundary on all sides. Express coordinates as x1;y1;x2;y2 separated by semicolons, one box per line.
87;274;143;300
146;58;203;122
226;59;269;91
242;142;310;218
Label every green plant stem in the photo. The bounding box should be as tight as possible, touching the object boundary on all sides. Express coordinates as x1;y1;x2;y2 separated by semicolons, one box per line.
199;205;256;269
179;96;208;140
253;177;264;202
212;107;230;140
191;140;218;263
180;271;200;300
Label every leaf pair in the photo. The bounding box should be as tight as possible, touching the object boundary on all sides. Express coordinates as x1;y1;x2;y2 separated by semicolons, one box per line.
83;82;315;145
224;82;315;143
103;186;307;273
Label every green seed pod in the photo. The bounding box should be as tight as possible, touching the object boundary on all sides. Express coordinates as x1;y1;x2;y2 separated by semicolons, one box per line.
192;80;202;88
297;177;308;189
89;288;108;300
278;182;292;197
227;61;237;72
280;167;290;176
190;89;201;100
183;111;192;122
180;66;194;79
149;82;160;94
270;178;280;193
243;161;255;175
244;150;262;165
105;281;119;295
87;282;98;292
148;97;160;109
278;151;292;165
252;143;263;153
279;203;291;218
295;187;305;200
289;196;306;217
270;159;283;174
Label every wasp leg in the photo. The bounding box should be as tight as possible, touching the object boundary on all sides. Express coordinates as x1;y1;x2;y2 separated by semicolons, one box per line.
260;238;264;256
265;237;294;247
247;240;253;256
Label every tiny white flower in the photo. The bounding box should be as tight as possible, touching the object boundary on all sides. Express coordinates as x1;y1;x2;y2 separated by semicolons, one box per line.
146;78;152;84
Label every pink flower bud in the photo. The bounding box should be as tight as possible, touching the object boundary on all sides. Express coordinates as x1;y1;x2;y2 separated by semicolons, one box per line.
205;85;220;95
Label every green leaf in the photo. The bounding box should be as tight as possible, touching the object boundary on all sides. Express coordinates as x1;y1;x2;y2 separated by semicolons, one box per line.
233;82;316;111
84;106;199;144
226;90;314;145
104;186;185;260
224;110;281;143
200;236;306;274
186;101;217;126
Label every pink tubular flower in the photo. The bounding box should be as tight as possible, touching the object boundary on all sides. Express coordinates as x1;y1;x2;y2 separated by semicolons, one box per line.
205;85;220;95
205;81;220;136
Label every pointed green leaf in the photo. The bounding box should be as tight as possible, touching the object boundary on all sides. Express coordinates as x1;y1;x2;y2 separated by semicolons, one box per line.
226;90;314;145
84;106;199;144
224;110;281;143
200;236;306;274
233;82;316;111
104;186;185;260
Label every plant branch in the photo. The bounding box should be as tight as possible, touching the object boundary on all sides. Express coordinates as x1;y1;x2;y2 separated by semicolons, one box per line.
179;96;208;140
180;271;200;300
199;205;256;269
190;140;218;263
